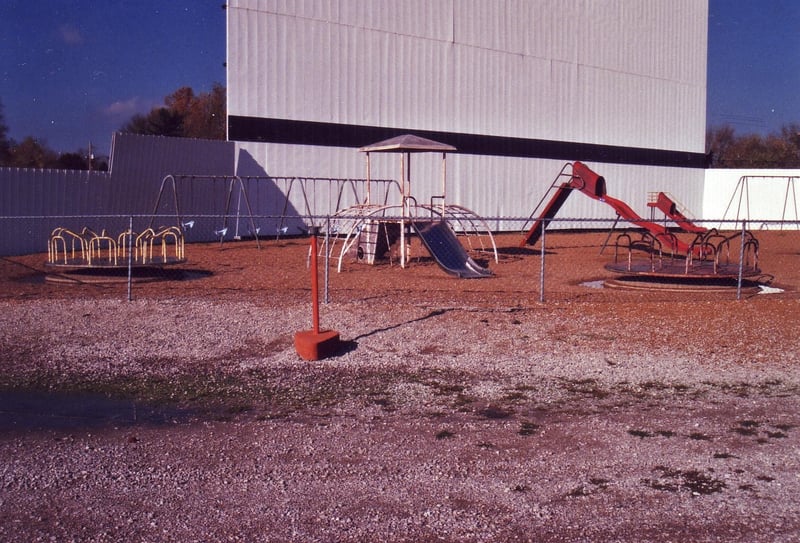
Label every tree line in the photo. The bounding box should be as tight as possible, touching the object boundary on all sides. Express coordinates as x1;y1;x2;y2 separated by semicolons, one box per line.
0;83;225;170
706;124;800;168
2;83;799;170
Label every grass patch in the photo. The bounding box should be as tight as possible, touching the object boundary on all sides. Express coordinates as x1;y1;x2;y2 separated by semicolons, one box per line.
518;421;541;436
643;466;726;495
560;378;610;399
479;405;513;419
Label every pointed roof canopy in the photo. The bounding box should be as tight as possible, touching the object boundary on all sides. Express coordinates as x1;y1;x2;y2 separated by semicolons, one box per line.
359;134;456;153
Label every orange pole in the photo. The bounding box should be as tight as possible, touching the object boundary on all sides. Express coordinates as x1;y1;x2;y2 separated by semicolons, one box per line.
295;226;340;361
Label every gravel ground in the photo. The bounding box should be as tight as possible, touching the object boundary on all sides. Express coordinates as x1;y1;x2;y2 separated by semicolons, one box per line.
1;230;800;542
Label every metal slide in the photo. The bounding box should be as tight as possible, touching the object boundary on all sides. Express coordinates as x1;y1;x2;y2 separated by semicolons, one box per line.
412;220;493;278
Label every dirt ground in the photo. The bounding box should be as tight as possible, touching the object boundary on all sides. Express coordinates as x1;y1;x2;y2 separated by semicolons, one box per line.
1;229;800;542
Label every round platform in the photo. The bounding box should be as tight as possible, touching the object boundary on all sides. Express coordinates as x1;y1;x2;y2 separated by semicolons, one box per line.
604;259;760;279
44;266;191;284
45;256;187;270
603;276;763;294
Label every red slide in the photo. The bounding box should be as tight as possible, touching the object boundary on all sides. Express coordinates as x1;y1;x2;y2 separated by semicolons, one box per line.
648;192;707;234
601;195;690;254
519;161;604;247
521;161;699;254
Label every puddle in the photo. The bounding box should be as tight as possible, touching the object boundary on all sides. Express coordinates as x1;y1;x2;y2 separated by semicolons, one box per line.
581;280;605;289
0;390;193;433
758;285;784;295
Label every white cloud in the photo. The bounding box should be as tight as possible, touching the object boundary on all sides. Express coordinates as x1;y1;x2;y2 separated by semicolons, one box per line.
103;97;143;117
59;24;84;46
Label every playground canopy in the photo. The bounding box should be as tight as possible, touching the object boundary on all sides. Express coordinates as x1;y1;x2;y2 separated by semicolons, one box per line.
359;134;457;154
357;134;457;267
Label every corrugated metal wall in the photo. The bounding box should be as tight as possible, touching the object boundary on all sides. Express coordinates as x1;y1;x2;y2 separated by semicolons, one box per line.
226;0;708;226
704;169;800;229
0;133;236;256
0;168;114;257
0;133;399;256
227;0;707;149
233;141;707;232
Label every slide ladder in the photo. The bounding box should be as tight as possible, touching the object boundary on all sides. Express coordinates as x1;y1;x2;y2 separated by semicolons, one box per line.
520;161;606;247
519;182;573;247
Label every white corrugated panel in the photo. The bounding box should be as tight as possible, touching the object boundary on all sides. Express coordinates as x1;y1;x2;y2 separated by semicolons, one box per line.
240;141;706;234
229;0;706;150
704;169;800;228
110;133;235;180
231;0;454;41
575;1;706;83
455;0;578;62
0;168;112;256
231;0;340;25
0;168;110;216
226;0;708;232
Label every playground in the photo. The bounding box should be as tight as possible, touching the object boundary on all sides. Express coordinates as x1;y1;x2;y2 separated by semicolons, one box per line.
3;145;800;540
2;227;800;541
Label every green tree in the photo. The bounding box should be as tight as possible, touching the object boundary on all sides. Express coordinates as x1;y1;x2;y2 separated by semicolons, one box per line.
0;99;11;165
122;107;184;137
8;137;58;168
706;124;800;168
56;152;89;170
122;83;226;140
705;124;736;167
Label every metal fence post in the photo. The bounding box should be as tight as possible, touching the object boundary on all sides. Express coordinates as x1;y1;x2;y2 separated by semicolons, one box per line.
539;219;546;303
736;219;746;301
127;215;134;302
324;216;330;304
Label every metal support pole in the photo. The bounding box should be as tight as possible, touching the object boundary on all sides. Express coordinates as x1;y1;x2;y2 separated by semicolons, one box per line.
324;217;330;304
736;219;746;301
310;231;320;334
400;153;406;268
234;185;242;240
600;215;621;255
127;216;133;302
539;219;546;303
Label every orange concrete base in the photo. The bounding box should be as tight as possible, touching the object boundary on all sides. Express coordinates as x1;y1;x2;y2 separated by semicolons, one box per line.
294;329;341;361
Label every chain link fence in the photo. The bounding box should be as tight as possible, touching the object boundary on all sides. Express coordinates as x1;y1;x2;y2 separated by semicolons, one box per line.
3;212;794;303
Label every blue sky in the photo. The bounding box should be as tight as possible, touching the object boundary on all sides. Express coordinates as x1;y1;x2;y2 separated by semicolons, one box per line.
707;0;800;134
1;1;798;156
0;1;226;157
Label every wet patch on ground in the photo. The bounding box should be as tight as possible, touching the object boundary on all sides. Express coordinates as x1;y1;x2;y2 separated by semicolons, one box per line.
0;389;195;432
